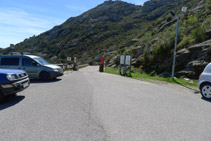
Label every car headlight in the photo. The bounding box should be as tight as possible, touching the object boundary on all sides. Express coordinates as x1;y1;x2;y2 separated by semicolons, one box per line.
7;74;16;81
52;68;59;72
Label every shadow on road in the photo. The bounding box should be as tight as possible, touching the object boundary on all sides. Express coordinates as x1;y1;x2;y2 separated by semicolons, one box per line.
173;79;200;94
0;95;25;111
201;97;211;103
30;78;62;84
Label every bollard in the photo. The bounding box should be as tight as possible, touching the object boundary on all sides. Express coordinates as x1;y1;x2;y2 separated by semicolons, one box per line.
99;57;104;72
63;63;65;71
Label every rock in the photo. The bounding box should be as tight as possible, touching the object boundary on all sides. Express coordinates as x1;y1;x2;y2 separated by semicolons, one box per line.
158;18;177;33
177;70;196;78
192;5;205;13
184;78;190;81
176;48;191;63
158;72;170;78
151;37;159;44
187;60;208;68
189;39;211;51
132;46;145;58
131;38;141;42
131;57;142;67
188;80;193;84
107;55;118;67
192;0;205;13
185;60;208;78
123;39;141;47
177;48;191;55
188;46;202;52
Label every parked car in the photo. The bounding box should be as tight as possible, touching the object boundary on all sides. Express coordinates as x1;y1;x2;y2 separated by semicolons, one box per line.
0;55;63;80
0;68;30;101
198;63;211;99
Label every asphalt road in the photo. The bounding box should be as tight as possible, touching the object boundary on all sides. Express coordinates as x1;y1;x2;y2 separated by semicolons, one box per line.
0;66;211;141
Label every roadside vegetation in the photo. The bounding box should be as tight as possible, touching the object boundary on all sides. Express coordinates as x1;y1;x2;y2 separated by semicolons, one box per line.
0;0;210;81
105;67;198;88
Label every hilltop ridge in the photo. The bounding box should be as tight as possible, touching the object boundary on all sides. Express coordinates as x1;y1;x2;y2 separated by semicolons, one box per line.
1;0;211;78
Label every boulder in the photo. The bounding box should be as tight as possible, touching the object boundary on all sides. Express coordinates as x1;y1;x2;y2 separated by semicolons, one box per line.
189;39;211;51
187;60;208;68
107;55;118;67
132;46;145;58
186;60;208;78
177;70;196;78
188;46;202;52
131;57;142;67
176;48;191;64
177;48;191;55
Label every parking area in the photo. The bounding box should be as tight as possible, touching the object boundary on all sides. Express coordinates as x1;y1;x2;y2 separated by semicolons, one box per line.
0;66;211;141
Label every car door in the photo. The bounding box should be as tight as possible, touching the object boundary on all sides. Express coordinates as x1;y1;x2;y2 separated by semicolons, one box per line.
21;57;39;78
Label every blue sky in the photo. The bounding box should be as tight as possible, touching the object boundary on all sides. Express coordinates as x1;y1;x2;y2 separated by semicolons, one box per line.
0;0;147;48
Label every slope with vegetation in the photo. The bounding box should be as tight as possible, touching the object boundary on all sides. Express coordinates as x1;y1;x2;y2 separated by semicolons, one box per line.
0;0;210;79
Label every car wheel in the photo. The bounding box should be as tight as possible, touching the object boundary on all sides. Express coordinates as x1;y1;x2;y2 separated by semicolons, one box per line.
40;72;50;80
200;83;211;99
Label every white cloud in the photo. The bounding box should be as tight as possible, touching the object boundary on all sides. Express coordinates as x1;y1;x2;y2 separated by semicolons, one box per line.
0;8;64;48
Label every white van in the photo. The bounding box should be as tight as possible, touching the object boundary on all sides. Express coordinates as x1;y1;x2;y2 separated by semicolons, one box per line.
0;55;63;80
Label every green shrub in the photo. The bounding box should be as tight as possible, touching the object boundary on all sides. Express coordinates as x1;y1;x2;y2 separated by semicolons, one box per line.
166;15;172;22
183;15;198;34
192;26;206;43
184;15;198;26
178;35;194;48
205;0;211;11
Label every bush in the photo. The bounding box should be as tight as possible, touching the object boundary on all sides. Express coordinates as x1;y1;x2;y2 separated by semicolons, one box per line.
205;0;211;11
166;15;172;22
184;15;198;27
192;26;206;43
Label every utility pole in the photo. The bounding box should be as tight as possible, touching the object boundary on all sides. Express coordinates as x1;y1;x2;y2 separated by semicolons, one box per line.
171;16;179;80
171;7;187;80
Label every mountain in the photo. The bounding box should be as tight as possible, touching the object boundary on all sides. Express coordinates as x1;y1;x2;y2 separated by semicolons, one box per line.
1;0;211;79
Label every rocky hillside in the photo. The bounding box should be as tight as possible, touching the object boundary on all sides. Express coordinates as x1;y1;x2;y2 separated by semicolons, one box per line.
1;0;211;79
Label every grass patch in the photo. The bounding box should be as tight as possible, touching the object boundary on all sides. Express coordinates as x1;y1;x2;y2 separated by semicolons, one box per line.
105;67;198;88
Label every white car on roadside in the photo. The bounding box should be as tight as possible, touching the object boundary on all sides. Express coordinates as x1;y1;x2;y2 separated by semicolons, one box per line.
198;63;211;99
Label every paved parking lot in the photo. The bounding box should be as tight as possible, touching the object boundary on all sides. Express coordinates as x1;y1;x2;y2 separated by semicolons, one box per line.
0;66;211;141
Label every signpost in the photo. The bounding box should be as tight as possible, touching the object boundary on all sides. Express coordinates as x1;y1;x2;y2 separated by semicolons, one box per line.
67;57;71;71
119;55;125;75
67;57;71;62
119;55;131;76
126;55;132;75
74;57;77;63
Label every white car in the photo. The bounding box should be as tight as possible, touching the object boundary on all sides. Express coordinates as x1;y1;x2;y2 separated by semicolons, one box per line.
198;63;211;99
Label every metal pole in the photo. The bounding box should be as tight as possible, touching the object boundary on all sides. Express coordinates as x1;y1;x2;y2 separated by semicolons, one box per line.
119;64;122;75
129;56;131;76
124;56;126;76
171;16;179;80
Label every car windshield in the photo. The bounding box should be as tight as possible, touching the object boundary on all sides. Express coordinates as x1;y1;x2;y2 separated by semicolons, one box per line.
34;57;49;65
